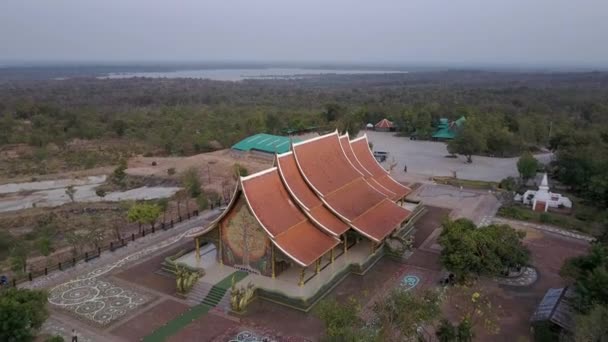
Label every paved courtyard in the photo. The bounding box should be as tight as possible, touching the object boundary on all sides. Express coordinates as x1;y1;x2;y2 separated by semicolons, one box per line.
365;131;552;182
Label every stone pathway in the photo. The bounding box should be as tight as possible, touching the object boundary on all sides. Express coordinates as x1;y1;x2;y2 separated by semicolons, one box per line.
494;267;538;287
493;217;595;242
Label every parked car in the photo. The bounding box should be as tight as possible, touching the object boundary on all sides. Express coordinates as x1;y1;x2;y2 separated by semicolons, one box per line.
373;151;388;162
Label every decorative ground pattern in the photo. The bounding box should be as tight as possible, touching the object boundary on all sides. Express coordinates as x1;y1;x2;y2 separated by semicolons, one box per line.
401;275;420;291
228;330;276;342
494;267;538;287
47;223;200;325
49;278;151;325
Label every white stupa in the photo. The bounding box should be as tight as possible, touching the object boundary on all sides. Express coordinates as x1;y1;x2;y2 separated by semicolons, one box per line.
522;173;572;212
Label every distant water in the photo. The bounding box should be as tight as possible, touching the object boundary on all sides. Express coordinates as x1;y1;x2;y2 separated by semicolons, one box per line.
100;68;407;81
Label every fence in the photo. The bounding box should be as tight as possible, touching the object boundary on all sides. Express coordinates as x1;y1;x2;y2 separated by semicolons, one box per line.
2;209;202;288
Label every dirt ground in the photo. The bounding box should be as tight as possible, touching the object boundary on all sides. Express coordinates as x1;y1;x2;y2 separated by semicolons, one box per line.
127;149;272;194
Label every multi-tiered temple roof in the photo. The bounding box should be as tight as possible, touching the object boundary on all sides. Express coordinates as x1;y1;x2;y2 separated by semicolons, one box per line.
189;131;413;270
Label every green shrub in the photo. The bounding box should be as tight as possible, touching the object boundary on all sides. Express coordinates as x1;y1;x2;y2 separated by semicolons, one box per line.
499;177;517;191
167;167;176;176
539;213;551;224
36;237;53;256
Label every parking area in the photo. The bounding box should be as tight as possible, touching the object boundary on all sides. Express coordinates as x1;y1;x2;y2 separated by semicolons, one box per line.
365;131;552;182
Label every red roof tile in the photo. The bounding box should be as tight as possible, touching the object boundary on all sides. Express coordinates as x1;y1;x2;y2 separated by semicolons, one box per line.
292;132;361;195
277;152;349;236
375;118;394;128
352;200;411;241
293;132;411;242
339;134;397;199
241;168;338;266
274;221;338;267
350;135;411;199
324;178;385;220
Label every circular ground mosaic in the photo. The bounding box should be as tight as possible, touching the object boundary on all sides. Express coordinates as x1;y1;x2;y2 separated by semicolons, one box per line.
47;225;201;326
401;275;420;291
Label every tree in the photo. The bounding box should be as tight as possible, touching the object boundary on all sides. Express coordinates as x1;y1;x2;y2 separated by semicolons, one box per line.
561;244;608;310
95;188;107;198
373;288;441;340
443;285;501;339
196;193;209;211
9;243;27;273
438;219;530;281
127;203;162;233
65;185;76;203
35;237;53;256
322;103;346;123
112;159;128;184
0;288;49;342
447;125;485;163
157;198;169;224
337;111;363;137
436;319;458;342
233;163;248;179
314;297;364;340
573;304;608;342
181;167;201;198
517;151;539;184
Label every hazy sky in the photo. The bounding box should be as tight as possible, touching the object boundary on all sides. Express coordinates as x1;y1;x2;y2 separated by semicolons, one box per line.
1;0;607;67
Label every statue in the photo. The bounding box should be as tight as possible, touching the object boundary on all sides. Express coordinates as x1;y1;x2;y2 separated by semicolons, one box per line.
175;264;201;294
230;275;255;313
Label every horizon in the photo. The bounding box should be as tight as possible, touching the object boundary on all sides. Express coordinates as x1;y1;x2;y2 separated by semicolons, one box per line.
2;1;607;70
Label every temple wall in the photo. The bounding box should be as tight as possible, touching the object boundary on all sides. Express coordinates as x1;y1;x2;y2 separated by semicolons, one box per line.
219;196;272;276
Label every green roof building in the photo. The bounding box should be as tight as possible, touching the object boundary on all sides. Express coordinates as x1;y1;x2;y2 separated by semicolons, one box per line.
432;116;466;140
232;133;299;155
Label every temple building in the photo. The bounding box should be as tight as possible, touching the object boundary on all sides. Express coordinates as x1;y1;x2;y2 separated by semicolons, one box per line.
522;173;572;212
183;131;422;308
432;116;466;140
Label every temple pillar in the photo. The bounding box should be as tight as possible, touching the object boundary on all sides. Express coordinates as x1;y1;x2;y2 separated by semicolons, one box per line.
315;258;321;274
330;248;334;263
299;267;306;287
195;237;201;261
218;225;223;265
370;241;375;254
343;234;348;254
271;244;276;279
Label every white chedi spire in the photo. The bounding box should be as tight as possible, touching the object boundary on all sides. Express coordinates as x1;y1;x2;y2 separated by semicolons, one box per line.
539;173;549;191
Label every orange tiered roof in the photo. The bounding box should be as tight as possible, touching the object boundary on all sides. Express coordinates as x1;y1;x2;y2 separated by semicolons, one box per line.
350;135;411;200
277;152;350;236
292;131;411;242
339;134;397;199
241;168;339;267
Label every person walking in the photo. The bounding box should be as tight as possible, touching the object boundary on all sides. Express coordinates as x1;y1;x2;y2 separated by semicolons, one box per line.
71;329;78;342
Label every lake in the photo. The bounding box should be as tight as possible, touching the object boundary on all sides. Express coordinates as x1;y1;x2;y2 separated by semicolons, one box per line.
100;68;407;81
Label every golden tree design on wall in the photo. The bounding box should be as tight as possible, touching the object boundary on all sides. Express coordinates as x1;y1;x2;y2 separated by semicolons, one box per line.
224;203;268;268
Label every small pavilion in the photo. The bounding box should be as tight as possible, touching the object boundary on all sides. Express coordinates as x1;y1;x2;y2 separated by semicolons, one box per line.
374;118;395;132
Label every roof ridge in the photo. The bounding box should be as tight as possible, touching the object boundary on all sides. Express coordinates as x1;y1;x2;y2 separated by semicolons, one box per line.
240;167;277;181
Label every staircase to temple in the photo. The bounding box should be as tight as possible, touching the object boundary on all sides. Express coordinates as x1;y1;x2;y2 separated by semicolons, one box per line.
185;271;248;308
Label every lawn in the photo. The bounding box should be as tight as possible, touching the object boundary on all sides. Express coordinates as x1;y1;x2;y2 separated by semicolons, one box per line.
497;201;605;237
